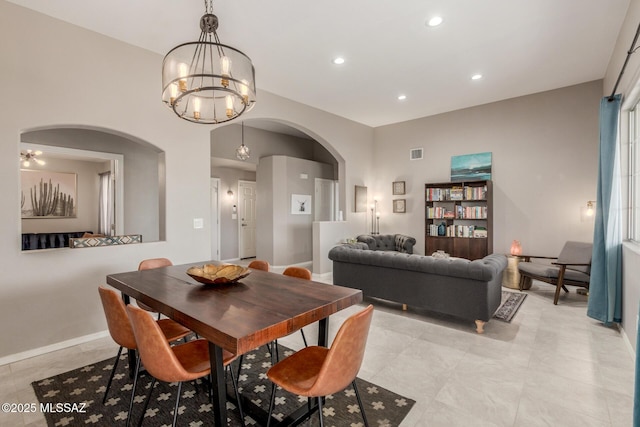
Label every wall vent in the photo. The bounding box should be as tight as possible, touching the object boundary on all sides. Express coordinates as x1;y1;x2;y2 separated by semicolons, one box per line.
409;148;423;160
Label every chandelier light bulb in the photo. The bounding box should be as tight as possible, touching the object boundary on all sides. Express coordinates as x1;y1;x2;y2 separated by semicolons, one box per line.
23;160;30;167
225;95;234;118
193;97;201;121
169;83;178;105
178;63;188;92
221;56;231;87
240;80;249;105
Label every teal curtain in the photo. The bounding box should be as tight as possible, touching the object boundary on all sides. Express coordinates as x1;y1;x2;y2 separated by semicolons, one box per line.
587;94;622;324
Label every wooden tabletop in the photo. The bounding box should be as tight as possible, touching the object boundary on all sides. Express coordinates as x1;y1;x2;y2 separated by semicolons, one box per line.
106;261;363;355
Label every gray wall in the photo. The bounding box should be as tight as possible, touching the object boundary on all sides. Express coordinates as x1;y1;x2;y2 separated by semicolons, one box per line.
212;167;257;260
21;157;105;235
257;156;334;265
373;81;601;257
211;123;340;262
22;128;162;242
0;0;373;360
211;122;338;175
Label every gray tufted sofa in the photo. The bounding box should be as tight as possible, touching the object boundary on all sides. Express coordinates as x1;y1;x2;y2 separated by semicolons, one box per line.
328;244;507;333
356;234;416;254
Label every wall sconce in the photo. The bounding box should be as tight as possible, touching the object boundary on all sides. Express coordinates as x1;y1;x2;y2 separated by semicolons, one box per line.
227;189;234;197
586;200;595;216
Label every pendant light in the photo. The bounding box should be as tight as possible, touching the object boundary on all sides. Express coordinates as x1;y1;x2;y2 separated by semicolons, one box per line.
162;0;256;124
236;121;250;161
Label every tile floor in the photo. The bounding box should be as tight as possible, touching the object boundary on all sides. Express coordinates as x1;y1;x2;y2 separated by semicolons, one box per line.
0;276;634;427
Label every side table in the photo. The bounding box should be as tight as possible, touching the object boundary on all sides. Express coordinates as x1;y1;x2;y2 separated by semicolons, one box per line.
502;255;531;290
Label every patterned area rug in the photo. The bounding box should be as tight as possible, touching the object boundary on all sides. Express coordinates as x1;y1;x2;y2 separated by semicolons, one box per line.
32;343;414;426
493;290;527;322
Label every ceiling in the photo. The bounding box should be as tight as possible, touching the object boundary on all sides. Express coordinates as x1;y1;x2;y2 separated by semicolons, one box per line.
7;0;631;128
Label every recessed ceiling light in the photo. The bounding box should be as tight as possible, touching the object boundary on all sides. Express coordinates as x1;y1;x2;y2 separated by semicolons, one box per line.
471;74;483;80
398;95;407;101
427;16;443;27
333;57;345;65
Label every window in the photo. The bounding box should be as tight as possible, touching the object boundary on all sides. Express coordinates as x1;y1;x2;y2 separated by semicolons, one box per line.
629;104;640;241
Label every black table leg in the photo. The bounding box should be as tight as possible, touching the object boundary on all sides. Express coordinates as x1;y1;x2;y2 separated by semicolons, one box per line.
209;342;227;427
318;317;329;347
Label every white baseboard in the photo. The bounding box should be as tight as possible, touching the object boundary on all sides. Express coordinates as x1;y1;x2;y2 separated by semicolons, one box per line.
0;330;110;367
621;325;637;360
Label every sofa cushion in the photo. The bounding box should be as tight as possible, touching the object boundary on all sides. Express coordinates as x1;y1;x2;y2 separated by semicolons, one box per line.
395;235;416;253
356;235;377;250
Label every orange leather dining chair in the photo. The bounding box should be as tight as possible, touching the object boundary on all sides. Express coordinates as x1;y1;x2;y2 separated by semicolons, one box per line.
126;304;246;427
266;304;374;427
283;266;312;347
98;287;190;426
282;266;312;280
136;258;173;318
248;259;270;271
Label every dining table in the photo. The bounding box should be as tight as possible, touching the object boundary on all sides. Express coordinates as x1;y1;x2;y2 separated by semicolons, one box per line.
106;260;363;427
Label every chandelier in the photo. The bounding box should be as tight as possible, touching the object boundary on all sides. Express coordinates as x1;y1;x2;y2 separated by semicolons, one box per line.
20;149;45;167
236;121;250;160
161;0;256;124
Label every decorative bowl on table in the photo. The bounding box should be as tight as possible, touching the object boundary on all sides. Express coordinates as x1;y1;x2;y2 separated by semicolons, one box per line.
186;264;251;285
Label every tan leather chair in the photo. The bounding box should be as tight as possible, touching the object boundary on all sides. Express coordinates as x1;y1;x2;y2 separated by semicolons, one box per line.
98;287;190;426
136;258;173;316
283;266;312;347
282;266;311;280
248;259;270;271
266;305;374;427
126;304;245;427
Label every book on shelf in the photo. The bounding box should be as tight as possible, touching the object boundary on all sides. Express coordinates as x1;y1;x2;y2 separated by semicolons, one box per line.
463;185;487;200
473;227;488;238
457;206;487;219
450;186;464;200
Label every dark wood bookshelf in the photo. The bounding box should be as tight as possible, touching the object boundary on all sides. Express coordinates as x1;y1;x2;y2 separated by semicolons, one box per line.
425;180;493;260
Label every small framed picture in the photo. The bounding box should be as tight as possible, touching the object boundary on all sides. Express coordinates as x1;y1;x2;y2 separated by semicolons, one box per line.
393;199;406;213
392;181;406;195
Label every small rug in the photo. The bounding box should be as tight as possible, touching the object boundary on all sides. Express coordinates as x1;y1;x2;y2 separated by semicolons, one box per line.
493;290;527;322
32;343;414;426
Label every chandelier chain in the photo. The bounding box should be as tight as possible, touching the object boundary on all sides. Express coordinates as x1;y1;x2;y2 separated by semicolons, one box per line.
204;0;213;14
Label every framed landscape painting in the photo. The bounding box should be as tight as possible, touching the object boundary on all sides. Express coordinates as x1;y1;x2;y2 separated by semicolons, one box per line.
21;170;77;218
451;152;492;182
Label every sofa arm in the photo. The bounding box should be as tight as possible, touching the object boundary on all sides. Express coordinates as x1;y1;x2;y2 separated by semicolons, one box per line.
356;235;377;250
395;234;416;254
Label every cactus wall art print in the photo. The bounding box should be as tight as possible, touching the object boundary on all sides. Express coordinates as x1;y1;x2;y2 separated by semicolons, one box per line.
21;170;77;218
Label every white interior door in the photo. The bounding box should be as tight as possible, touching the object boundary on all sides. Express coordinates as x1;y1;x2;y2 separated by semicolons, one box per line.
210;178;220;260
314;178;336;221
238;180;257;259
